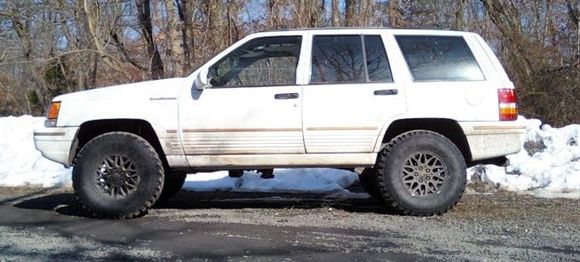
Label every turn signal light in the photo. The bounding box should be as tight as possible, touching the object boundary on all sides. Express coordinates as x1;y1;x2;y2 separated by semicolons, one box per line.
498;89;517;121
47;101;61;120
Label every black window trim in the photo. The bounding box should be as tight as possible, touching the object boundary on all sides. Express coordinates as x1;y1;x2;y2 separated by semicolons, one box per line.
308;34;394;85
394;34;487;83
208;84;301;89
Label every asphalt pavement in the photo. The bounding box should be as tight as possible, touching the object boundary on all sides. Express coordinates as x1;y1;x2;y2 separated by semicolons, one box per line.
0;187;578;261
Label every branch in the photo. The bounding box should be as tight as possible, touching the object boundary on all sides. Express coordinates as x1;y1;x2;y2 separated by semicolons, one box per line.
565;0;579;27
0;49;129;67
82;0;130;78
110;32;148;71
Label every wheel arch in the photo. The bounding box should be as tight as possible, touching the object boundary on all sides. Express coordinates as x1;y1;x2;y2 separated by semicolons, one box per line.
70;119;168;168
376;118;472;163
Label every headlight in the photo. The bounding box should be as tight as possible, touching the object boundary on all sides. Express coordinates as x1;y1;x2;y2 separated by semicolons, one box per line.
45;101;61;127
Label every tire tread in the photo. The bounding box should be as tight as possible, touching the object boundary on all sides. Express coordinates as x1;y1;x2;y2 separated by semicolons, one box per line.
376;130;466;216
72;132;164;219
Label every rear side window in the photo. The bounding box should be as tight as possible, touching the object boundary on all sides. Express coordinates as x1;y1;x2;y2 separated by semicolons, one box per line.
395;35;485;82
365;35;393;82
311;35;364;83
311;35;392;84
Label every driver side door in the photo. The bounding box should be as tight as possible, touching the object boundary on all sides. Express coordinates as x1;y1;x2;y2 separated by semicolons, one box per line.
177;35;306;158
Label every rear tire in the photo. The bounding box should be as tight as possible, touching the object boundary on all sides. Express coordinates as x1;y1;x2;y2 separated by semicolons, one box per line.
72;132;164;219
358;168;384;202
376;130;466;216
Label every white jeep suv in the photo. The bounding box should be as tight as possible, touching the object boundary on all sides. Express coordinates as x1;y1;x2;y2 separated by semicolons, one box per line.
34;28;524;218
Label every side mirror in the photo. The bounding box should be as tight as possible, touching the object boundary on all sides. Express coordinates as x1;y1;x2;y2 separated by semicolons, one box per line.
194;68;211;90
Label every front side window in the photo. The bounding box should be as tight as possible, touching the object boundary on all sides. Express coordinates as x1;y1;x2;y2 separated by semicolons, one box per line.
208;36;301;88
395;35;485;81
310;35;393;84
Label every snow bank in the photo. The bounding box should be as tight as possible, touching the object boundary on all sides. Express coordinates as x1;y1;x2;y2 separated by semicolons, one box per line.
468;118;580;198
0;116;71;187
0;115;578;198
182;169;358;193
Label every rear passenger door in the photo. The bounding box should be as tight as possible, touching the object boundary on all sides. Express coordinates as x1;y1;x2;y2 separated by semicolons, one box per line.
302;34;406;153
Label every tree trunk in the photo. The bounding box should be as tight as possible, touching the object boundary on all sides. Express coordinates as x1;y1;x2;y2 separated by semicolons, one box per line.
268;0;278;27
9;6;48;112
176;0;192;73
331;0;340;27
360;0;369;26
387;0;405;28
208;0;223;49
297;0;306;27
135;0;164;79
565;0;579;62
208;0;222;32
305;0;322;27
82;0;130;78
345;0;357;26
319;0;325;27
165;0;188;77
480;0;533;76
454;0;466;30
180;0;195;68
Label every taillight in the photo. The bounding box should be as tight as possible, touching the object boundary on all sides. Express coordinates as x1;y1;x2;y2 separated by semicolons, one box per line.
498;89;517;121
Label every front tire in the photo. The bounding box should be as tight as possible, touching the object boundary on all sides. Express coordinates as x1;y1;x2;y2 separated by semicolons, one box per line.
73;132;164;219
157;172;187;203
376;130;466;216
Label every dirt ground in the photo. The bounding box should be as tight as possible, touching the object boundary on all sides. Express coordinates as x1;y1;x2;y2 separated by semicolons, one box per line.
0;186;578;261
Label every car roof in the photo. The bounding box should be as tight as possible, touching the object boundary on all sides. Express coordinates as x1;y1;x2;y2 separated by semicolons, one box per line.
267;27;467;33
251;27;474;38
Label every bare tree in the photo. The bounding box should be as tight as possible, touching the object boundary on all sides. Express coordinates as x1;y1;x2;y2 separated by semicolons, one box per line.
566;0;579;62
0;0;577;124
165;0;190;77
331;0;340;26
480;0;533;76
454;0;466;30
135;0;164;79
82;0;130;78
387;0;405;27
345;0;357;26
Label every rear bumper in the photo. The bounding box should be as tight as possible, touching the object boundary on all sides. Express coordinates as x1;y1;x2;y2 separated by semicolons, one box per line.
33;125;79;167
459;121;526;161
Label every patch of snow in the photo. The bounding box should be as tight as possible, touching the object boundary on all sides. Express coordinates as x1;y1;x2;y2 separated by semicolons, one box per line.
183;169;359;194
0;116;71;187
468;117;580;198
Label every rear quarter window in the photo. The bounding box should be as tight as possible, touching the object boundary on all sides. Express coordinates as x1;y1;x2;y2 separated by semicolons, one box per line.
395;35;485;82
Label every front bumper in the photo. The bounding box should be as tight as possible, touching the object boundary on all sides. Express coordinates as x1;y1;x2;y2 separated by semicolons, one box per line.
459;121;526;161
33;125;79;167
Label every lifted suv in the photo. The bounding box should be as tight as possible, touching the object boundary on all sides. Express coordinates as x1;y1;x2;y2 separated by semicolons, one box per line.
34;28;524;218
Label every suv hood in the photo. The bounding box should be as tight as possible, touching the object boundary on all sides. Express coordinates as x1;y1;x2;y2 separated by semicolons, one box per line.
53;78;185;103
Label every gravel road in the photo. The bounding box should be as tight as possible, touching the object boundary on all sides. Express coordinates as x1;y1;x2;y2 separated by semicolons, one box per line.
0;186;578;261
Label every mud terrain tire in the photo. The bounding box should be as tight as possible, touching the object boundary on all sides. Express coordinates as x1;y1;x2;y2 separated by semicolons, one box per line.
73;132;164;219
157;172;187;203
376;130;466;216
